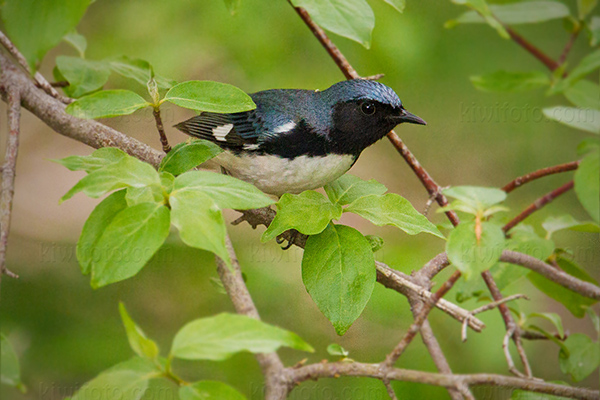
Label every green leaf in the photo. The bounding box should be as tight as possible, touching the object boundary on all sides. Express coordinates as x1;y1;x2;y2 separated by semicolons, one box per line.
125;186;163;206
302;224;376;335
56;56;111;98
109;56;176;89
170;313;313;360
446;221;505;280
53;147;127;173
290;0;375;48
119;303;159;359
71;357;160;400
66;90;150;119
558;49;600;91
543;214;600;238
326;343;349;357
173;171;274;210
223;0;242;15
0;0;91;71
1;334;22;390
63;31;87;58
345;194;444;238
450;1;570;26
578;0;598;20
381;0;405;13
169;189;230;266
542;107;600;134
77;190;128;275
506;224;555;261
559;333;600;381
180;381;247;400
91;203;170;288
164;81;256;113
529;312;565;339
61;155;160;202
324;174;387;205
444;186;507;210
564;80;600;110
574;151;600;221
470;70;550;92
262;191;341;242
365;234;384;252
587;16;600;46
448;0;509;38
159;140;224;176
578;137;600;157
528;256;598;318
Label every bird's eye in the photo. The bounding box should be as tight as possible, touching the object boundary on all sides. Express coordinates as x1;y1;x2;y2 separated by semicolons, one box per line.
361;102;376;115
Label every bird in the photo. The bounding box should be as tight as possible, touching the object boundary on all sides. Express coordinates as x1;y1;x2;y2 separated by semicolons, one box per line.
174;79;426;196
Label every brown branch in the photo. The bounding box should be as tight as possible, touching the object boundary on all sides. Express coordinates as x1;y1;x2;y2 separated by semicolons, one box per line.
215;236;286;399
502;161;579;193
461;294;529;342
287;362;598;400
0;85;21;283
0;52;164;167
503;181;574;233
558;30;580;65
0;30;72;104
152;108;171;153
503;26;560;72
383;270;462;369
500;250;600;300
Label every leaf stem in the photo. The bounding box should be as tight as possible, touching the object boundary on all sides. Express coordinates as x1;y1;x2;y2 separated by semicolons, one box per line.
153;107;171;153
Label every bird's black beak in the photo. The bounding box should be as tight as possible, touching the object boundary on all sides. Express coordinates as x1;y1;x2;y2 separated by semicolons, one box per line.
394;108;427;126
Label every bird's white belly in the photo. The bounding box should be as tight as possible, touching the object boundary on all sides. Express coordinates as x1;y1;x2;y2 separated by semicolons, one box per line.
214;152;356;196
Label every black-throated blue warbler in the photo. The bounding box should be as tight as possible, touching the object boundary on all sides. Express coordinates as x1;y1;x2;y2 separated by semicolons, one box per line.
175;79;426;196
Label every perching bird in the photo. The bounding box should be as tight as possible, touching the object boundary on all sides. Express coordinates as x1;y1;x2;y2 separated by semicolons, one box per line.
175;79;426;196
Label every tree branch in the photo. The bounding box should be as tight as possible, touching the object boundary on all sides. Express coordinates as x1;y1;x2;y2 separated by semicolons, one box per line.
0;30;71;103
502;161;579;193
215;236;287;399
0;85;21;284
503;181;574;233
503;26;561;72
152;107;171;153
287;362;598;400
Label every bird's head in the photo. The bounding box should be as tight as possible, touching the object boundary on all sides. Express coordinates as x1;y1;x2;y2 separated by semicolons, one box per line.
322;80;426;155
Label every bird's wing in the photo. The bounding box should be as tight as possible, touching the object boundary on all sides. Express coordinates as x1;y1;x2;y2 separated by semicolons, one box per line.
174;89;310;152
174;111;262;151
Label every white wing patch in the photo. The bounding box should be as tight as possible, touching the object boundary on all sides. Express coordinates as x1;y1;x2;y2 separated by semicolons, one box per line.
212;124;234;141
272;121;296;134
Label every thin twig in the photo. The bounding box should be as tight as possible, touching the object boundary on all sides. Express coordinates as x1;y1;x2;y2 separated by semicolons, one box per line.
503;326;528;378
0;30;72;104
382;379;398;400
503;181;574;233
462;294;529;342
483;273;533;378
558;30;580;65
152;108;171;153
0;85;21;282
383;270;462;369
502;161;579;193
504;26;560;71
215;235;287;399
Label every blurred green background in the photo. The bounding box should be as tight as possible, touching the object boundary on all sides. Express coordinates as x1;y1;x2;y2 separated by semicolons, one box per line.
1;0;598;399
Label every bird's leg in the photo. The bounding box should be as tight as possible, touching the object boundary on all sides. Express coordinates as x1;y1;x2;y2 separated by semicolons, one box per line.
277;229;298;250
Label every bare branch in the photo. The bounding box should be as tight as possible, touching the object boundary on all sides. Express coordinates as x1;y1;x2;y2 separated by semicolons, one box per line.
503;181;574;232
0;85;21;282
462;294;529;342
0;30;72;103
503;26;561;72
215;235;287;399
502;161;579;193
0;52;164;167
287;362;598;400
500;250;600;300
